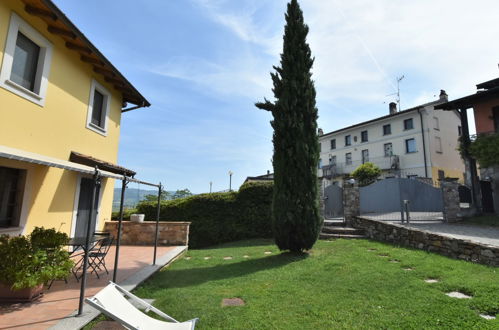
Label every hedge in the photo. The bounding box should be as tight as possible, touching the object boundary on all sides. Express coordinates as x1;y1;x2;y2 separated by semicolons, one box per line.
136;181;273;248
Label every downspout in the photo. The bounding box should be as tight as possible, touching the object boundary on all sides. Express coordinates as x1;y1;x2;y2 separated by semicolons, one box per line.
418;109;429;177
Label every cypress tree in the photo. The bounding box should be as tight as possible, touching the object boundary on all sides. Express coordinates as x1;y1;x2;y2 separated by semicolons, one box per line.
256;0;321;252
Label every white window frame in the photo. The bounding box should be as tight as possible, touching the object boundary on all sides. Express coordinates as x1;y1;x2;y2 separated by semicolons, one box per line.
86;79;111;136
0;13;53;106
435;136;443;153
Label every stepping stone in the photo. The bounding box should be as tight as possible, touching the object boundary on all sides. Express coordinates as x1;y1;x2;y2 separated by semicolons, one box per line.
378;254;389;257
243;255;250;258
425;279;439;283
223;256;233;260
185;256;191;260
446;291;472;299
389;259;400;263
93;321;125;329
221;298;245;307
403;267;413;271
264;251;272;255
367;248;377;251
479;314;496;320
204;256;211;260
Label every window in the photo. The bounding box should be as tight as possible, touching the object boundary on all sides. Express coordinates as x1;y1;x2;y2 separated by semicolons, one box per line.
318;158;322;169
404;118;414;130
345;153;352;165
319;142;322;152
405;138;417;153
361;149;369;163
361;130;368;142
0;166;26;228
407;174;418;179
433;117;440;130
438;170;445;180
384;143;393;157
329;155;336;166
383;124;391;135
458;126;462;136
0;13;53;106
345;135;351;146
330;139;336;150
435;136;442;153
86;79;111;135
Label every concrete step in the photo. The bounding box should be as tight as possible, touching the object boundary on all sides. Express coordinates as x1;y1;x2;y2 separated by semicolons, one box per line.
323;219;346;227
319;233;366;240
321;226;365;235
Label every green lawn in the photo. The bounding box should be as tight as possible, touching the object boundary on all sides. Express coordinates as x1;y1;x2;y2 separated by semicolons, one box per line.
120;239;498;329
460;215;499;227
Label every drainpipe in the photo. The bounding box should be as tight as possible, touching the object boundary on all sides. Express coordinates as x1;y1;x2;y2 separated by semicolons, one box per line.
418;109;429;177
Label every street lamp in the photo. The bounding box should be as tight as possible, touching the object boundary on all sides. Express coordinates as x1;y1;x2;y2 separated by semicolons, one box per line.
228;171;233;191
209;181;212;193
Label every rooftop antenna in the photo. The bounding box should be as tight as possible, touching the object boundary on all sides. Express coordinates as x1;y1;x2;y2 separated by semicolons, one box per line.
386;75;405;111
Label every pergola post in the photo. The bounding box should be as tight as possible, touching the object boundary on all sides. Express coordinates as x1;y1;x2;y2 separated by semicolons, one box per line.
113;177;128;282
77;167;100;316
153;183;162;265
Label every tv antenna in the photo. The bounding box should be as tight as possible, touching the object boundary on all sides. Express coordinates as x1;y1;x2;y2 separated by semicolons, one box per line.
386;75;405;111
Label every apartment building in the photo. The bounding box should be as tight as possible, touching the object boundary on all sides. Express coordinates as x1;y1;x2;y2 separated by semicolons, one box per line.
318;91;465;186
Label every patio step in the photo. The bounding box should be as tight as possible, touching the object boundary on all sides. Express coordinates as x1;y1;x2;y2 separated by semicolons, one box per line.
323;219;346;227
320;220;366;239
321;226;365;236
319;233;366;240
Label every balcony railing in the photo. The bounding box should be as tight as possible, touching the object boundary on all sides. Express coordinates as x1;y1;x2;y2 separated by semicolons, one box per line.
321;155;399;179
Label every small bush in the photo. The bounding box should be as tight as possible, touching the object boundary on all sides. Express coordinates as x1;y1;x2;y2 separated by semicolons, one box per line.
352;162;382;186
136;181;273;248
111;208;137;220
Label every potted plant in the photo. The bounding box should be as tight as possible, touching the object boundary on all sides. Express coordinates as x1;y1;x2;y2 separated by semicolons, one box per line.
0;227;74;302
130;214;145;223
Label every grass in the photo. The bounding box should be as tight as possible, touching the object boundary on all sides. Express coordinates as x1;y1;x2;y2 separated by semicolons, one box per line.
109;238;499;329
460;215;499;227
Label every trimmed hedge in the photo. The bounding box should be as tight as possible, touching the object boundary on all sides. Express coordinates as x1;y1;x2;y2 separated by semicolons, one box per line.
136;181;273;248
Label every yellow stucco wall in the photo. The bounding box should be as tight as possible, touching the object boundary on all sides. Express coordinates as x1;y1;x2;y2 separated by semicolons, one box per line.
431;166;464;182
0;1;122;235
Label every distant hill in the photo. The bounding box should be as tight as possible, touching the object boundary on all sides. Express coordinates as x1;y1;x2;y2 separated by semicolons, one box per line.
112;188;174;211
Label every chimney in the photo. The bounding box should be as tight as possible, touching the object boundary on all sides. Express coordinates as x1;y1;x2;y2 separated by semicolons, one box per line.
318;128;324;136
439;90;448;101
389;102;397;115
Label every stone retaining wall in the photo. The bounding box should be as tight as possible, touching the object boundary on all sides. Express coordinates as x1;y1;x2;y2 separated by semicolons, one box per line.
352;217;499;267
104;221;190;246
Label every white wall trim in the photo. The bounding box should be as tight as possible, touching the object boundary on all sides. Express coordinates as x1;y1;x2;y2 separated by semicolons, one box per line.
0;12;53;106
85;79;111;136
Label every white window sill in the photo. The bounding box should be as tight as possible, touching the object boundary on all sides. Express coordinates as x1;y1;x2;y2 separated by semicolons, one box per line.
86;122;108;136
0;226;23;234
1;79;44;106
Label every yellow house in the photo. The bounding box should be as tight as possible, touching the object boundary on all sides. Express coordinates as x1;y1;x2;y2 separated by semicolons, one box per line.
0;0;150;237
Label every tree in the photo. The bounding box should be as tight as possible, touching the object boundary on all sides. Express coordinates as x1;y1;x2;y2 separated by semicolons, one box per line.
172;189;193;200
255;0;321;252
469;133;499;168
143;190;171;202
351;162;382;185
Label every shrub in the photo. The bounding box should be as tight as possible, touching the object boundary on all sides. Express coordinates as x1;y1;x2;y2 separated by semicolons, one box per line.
352;162;382;186
111;208;137;220
469;133;499;168
136;181;273;248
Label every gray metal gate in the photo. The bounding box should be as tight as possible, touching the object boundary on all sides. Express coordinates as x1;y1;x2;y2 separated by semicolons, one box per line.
324;184;343;219
360;178;443;221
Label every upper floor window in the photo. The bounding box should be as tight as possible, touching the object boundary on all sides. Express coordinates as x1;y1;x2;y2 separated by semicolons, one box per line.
435;136;442;153
345;152;352;165
318;158;322;169
361;130;368;142
329;155;336;166
433;117;440;130
319;142;322;152
330;139;336;150
405;138;417;153
0;13;53;106
86;80;111;135
404;118;414;130
384;143;393;157
383;124;391;135
0;166;26;228
345;135;351;146
361;149;369;164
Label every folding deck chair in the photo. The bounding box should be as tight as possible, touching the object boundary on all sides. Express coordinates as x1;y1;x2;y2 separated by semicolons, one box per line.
86;282;198;330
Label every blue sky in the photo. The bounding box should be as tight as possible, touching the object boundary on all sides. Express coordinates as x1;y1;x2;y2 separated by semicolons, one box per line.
53;0;499;193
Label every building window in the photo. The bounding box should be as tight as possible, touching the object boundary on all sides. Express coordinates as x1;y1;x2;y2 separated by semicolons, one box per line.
384;143;393;157
404;118;414;130
318;158;322;169
86;79;111;135
345;153;352;165
438;170;445;180
0;166;26;228
435;136;442;153
361;130;368;142
319;142;322;152
330;139;336;150
329;155;336;166
361;149;369;163
0;13;53;106
433;117;440;130
407;174;418;179
383;124;391;135
345;135;351;146
458;126;462;136
405;138;417;153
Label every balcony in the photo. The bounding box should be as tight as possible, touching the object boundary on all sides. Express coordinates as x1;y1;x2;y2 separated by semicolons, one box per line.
321;155;399;179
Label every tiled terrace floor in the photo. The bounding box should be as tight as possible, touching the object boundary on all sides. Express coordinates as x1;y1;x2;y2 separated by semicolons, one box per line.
0;245;180;330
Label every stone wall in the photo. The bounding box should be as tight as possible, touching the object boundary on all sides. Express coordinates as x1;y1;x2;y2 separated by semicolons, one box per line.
343;180;359;226
352;217;499;267
104;221;190;246
441;178;461;222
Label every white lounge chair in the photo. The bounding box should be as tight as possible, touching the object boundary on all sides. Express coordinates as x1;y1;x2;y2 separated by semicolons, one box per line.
85;282;198;330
